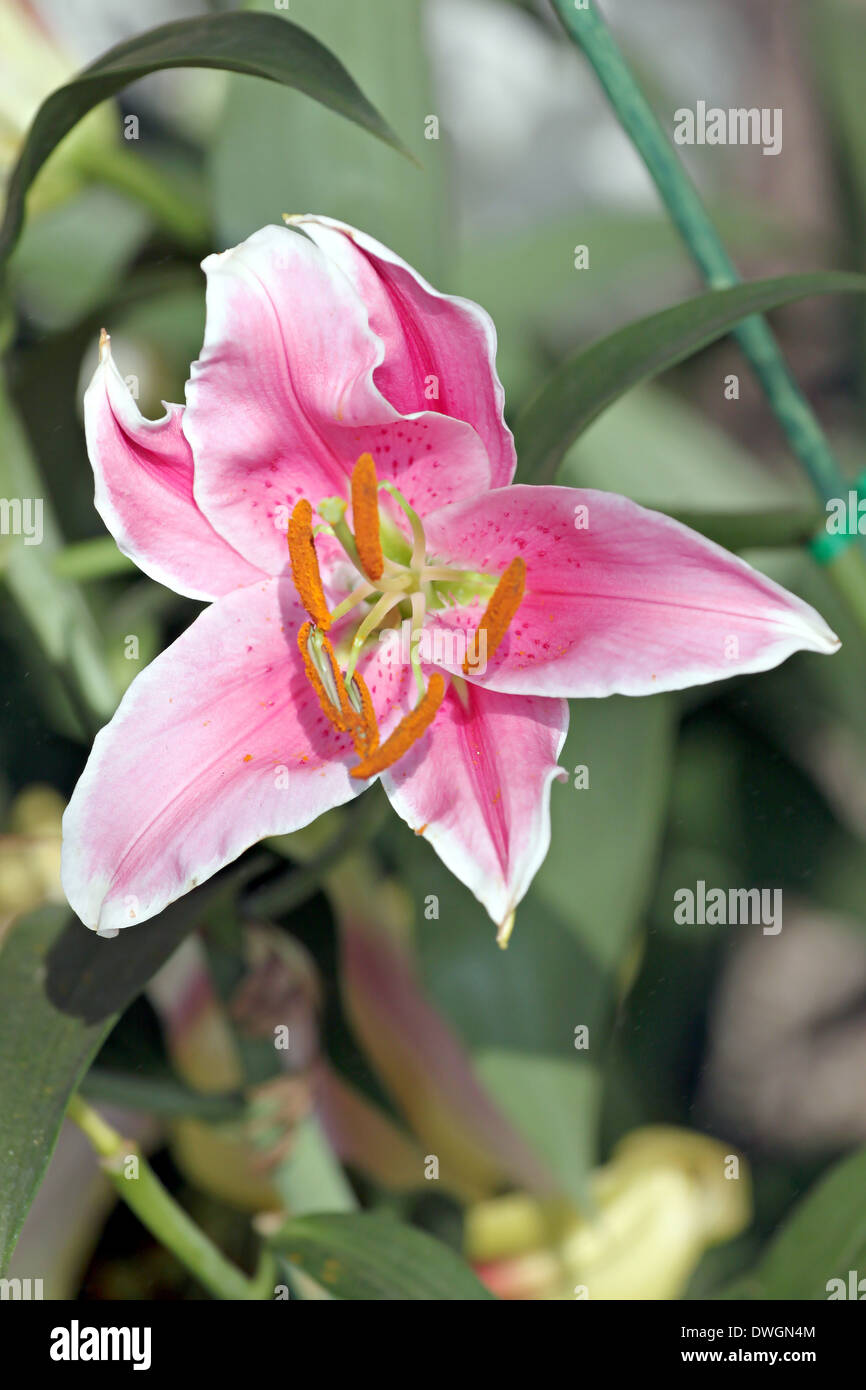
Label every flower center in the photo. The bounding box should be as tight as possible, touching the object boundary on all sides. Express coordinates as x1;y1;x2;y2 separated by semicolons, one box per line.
286;453;525;778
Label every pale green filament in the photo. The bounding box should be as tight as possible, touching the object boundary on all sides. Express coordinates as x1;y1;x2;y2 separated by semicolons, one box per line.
379;481;427;569
330;572;413;626
409;591;427;699
344;589;408;682
329;580;377;625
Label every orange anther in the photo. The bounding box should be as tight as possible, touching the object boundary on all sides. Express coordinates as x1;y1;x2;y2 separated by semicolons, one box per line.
288;499;331;630
348;669;379;760
298;621;351;733
298;622;382;762
351;674;446;779
350;453;384;582
463;556;526;673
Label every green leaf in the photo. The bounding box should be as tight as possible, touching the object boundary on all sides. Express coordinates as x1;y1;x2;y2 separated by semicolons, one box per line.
453;205;808;404
717;1146;866;1300
663;506;822;551
558;385;806;511
44;859;266;1027
211;0;445;279
266;1117;358;1217
0;862;263;1273
513;272;866;482
0;12;410;265
267;1212;494;1300
556;384;823;549
0;907;107;1274
80;1069;246;1121
536;694;675;972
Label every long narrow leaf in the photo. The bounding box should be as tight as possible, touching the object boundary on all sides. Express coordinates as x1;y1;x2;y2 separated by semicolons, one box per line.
267;1212;494;1300
0;12;410;263
514;272;866;482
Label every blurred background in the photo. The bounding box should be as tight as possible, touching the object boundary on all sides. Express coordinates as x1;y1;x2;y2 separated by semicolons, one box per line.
3;0;866;1300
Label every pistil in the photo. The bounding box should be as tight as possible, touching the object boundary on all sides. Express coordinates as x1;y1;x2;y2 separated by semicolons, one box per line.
379;480;427;569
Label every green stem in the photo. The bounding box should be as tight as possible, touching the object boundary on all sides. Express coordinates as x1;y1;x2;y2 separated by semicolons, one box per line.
552;1;840;499
74;144;209;250
249;1247;279;1299
817;542;866;637
552;0;866;619
67;1095;268;1300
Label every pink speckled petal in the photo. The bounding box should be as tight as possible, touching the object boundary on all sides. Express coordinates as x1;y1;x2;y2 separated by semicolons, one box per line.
294;215;516;488
184;225;494;577
422;486;840;697
382;681;568;937
84;341;263;600
61;579;364;935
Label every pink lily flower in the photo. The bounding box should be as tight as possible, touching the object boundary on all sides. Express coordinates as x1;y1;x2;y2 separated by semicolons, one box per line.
61;216;839;943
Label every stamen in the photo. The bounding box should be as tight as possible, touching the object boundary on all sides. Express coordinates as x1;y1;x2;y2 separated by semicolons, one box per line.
409;591;427;700
351;453;384;581
351;674;446;779
343;589;407;683
298;621;381;759
330;580;378;625
298;622;354;733
347;670;379;759
288;499;331;630
463;556;526;674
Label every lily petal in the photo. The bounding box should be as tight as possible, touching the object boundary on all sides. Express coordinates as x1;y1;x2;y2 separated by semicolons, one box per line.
61;579;361;935
315;1062;429;1191
185;224;494;576
334;864;557;1196
382;681;569;938
84;340;263;601
423;486;840;697
293;214;516;488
